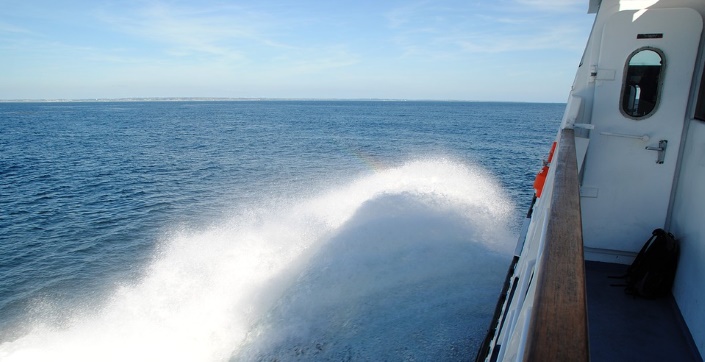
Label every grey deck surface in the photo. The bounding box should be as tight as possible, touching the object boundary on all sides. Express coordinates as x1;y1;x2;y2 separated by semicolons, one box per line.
586;261;702;362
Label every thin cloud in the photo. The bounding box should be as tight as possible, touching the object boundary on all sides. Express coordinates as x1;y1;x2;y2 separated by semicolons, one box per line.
456;28;583;53
94;2;356;71
514;0;584;12
450;20;588;54
0;21;35;35
286;48;361;74
385;1;434;29
96;3;277;61
384;1;590;59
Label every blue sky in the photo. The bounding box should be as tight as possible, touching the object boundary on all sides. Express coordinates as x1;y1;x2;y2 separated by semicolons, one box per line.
1;0;594;102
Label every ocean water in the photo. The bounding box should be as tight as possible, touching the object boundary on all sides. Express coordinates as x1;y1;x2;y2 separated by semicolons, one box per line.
0;101;563;361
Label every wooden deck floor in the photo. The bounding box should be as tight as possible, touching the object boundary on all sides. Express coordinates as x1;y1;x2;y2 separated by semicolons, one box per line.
585;261;702;362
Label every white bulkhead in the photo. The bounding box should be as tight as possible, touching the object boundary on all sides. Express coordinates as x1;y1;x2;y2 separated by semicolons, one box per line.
575;0;705;355
478;2;705;360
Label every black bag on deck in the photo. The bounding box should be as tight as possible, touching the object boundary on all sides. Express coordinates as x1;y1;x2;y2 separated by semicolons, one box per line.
624;228;680;298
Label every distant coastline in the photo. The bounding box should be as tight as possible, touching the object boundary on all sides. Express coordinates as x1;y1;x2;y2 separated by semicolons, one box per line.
0;97;343;103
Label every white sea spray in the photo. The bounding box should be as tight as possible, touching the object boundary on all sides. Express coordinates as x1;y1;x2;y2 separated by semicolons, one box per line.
0;159;514;361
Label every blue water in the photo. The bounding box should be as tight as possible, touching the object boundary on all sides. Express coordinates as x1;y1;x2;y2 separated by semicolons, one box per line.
0;101;562;361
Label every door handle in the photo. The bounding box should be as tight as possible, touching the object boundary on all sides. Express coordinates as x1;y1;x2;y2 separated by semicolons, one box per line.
645;140;667;164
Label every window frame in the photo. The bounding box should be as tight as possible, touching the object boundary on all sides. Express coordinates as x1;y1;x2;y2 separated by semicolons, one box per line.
619;46;666;120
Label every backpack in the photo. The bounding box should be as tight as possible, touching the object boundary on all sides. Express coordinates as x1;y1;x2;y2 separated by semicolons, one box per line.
622;228;680;298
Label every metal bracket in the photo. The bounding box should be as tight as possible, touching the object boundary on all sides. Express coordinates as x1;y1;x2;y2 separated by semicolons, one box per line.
645;140;668;164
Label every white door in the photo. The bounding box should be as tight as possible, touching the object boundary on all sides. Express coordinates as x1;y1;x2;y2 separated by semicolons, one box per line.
581;8;702;255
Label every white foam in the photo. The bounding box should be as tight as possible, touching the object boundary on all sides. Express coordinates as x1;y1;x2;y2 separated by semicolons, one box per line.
0;159;515;361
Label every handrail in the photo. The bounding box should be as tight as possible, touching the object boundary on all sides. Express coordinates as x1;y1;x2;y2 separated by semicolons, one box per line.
523;128;589;361
600;131;650;142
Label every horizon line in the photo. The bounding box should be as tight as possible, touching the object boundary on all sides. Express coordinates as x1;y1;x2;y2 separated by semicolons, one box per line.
0;97;565;104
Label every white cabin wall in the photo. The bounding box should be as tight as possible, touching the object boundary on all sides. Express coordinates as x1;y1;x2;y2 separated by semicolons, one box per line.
574;0;705;353
670;120;705;357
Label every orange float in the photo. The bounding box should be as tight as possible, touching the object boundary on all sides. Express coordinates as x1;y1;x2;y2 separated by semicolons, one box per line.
533;141;557;198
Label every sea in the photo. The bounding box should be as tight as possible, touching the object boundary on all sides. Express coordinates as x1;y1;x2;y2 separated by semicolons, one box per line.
0;100;563;361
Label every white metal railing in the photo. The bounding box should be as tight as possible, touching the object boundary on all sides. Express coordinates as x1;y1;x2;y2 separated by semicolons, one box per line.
476;128;589;362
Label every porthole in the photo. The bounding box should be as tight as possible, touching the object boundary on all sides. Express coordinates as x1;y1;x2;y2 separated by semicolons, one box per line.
620;48;665;119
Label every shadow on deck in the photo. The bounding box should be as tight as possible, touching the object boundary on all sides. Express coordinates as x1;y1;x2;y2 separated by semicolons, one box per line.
586;261;702;362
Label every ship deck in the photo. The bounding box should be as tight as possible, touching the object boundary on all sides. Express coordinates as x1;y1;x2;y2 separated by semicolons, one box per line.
585;261;702;361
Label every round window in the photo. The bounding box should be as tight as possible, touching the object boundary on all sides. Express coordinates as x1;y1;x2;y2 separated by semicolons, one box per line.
621;48;664;119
